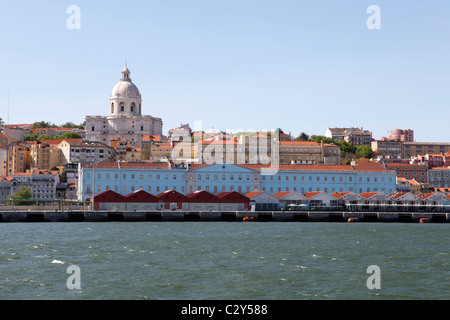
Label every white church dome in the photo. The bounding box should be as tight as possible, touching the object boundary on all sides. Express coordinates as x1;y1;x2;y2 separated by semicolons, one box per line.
110;66;141;99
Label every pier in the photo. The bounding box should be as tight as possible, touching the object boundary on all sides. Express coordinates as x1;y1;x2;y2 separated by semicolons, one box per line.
0;210;448;223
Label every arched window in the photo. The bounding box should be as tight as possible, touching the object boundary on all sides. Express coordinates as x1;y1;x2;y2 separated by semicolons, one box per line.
111;102;114;113
131;102;135;113
120;102;125;112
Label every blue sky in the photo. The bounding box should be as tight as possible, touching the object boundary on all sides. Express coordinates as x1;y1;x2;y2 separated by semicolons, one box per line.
0;0;449;141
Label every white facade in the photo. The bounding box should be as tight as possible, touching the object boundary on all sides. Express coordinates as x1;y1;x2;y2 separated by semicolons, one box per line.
85;66;163;147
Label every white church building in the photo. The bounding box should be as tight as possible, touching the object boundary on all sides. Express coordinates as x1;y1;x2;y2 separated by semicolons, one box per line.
85;65;163;147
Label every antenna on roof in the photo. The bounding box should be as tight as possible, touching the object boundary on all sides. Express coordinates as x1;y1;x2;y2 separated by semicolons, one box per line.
7;91;10;125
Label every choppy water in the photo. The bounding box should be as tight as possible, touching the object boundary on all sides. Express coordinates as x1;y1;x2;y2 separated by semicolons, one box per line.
0;222;448;300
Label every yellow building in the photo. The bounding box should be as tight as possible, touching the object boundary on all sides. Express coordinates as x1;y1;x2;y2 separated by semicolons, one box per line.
29;142;62;170
7;143;31;175
279;141;341;165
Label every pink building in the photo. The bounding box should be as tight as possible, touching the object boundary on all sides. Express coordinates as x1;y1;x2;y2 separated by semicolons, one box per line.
389;129;414;142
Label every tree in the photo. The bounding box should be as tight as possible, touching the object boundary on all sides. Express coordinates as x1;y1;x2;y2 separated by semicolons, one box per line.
0;117;4;126
296;132;310;141
356;145;374;159
62;122;77;128
24;134;39;141
11;186;33;199
59;132;82;139
32;121;57;129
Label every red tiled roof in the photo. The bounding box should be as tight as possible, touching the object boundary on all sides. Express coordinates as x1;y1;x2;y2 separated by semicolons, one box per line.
82;161;171;170
330;192;352;198
93;190;125;202
216;191;249;203
359;192;381;199
416;193;437;200
273;191;294;198
124;190;159;203
245;191;265;198
280;141;320;146
186;190;219;203
155;190;189;202
303;191;322;198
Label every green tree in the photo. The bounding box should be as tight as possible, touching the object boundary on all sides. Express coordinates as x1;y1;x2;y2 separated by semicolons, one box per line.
24;134;39;141
32;121;57;129
11;186;33;199
37;134;55;140
59;132;82;139
0;117;4;126
296;132;310;141
62;122;77;128
356;145;373;159
10;186;33;205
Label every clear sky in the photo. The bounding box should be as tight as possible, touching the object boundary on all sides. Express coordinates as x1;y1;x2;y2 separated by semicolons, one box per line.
0;0;449;142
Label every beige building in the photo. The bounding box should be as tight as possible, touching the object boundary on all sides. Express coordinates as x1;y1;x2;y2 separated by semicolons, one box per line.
279;141;340;165
402;142;450;159
371;140;403;158
58;140;115;165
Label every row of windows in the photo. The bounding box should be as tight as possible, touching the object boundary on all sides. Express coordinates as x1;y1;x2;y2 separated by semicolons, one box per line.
86;171;393;183
262;175;393;183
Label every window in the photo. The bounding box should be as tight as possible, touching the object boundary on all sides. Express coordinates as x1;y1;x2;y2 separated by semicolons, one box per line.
214;175;218;180
198;174;202;180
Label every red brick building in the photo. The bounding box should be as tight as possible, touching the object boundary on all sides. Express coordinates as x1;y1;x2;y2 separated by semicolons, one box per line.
385;163;428;183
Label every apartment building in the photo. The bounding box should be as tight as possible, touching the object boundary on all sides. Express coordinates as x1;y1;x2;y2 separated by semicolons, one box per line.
326;127;372;146
7;143;30;175
385;163;428;183
371;140;403;158
279;141;340;165
29;142;62;171
428;167;450;188
388;129;414;142
9;170;60;199
402;142;450;159
58;140;115;165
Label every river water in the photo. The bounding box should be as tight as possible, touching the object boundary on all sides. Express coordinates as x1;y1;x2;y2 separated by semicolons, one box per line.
0;222;448;300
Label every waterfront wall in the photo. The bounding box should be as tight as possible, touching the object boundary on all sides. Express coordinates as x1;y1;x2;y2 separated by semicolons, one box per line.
0;211;448;223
